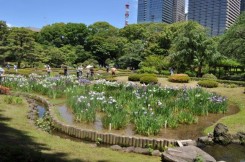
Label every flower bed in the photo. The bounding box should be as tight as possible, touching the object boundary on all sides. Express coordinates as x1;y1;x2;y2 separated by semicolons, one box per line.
2;75;228;136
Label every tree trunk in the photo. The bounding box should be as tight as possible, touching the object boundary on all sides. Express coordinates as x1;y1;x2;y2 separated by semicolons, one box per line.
197;62;203;77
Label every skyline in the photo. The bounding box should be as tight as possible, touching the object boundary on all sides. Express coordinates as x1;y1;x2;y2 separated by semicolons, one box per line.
0;0;189;29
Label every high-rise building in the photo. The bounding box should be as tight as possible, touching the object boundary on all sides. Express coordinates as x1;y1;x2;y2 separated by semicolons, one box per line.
137;0;185;24
188;0;241;36
241;0;245;12
173;0;185;22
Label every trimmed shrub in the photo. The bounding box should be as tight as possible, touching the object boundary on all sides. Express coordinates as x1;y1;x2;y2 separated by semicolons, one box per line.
128;73;157;82
128;74;142;81
198;80;218;88
202;73;217;80
168;74;190;83
140;76;158;84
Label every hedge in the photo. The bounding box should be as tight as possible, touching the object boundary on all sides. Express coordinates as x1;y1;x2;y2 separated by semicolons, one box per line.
140;76;158;84
198;80;219;88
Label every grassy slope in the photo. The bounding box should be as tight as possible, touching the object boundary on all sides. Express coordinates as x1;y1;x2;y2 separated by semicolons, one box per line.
204;87;245;134
0;96;160;162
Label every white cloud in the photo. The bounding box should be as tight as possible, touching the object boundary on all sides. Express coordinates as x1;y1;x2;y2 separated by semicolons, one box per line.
6;23;12;27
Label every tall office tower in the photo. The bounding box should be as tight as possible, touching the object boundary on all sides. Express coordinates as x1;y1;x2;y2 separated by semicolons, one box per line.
188;0;241;36
173;0;185;22
137;0;185;24
241;0;245;12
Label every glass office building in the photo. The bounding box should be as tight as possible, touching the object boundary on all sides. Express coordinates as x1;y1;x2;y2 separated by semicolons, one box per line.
188;0;241;36
137;0;185;24
241;0;245;12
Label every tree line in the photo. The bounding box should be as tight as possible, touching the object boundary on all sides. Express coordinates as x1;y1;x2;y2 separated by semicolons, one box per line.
0;12;244;77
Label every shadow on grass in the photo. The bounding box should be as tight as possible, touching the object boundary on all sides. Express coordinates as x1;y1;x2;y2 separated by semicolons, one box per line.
0;109;85;162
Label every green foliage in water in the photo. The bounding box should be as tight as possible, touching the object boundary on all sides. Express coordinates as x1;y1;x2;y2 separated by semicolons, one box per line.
35;112;53;133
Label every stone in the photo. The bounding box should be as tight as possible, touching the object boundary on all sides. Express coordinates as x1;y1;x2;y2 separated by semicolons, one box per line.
198;136;214;145
162;146;216;162
134;147;149;155
124;146;135;153
110;145;122;151
152;150;161;156
213;123;232;145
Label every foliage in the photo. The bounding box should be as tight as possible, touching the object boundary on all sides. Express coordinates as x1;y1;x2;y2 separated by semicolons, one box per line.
198;80;219;88
218;12;245;65
64;80;227;135
3;96;23;104
202;74;217;80
137;66;158;74
128;74;142;81
171;21;219;76
168;74;190;83
140;76;158;84
35;112;53;133
138;55;170;73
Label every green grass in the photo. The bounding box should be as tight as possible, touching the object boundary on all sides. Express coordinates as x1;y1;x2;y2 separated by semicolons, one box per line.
0;95;160;162
204;87;245;134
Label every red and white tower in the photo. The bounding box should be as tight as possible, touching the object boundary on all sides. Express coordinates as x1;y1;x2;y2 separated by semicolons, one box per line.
125;3;130;26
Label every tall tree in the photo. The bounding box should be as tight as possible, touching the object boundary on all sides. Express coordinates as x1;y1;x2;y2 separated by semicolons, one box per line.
0;21;10;64
7;27;35;67
171;21;218;76
219;12;245;65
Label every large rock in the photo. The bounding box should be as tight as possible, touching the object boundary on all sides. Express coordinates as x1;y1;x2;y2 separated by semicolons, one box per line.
213;123;232;145
162;146;216;162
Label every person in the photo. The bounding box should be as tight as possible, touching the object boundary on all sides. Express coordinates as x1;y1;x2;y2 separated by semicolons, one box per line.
111;67;116;75
76;66;83;78
64;66;68;76
90;67;94;77
169;67;174;75
13;64;17;73
0;66;5;84
106;65;109;73
46;65;51;76
6;63;10;70
87;68;90;78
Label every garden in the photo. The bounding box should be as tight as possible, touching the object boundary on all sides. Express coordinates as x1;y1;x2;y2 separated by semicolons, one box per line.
2;73;228;137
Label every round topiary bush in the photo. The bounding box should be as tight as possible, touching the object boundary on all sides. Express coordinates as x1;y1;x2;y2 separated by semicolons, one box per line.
128;74;142;81
168;74;190;83
202;73;217;80
140;76;158;84
198;80;218;88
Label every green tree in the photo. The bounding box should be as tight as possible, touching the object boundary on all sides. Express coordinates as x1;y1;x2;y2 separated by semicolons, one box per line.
171;21;218;76
7;27;35;67
0;21;10;64
219;12;245;65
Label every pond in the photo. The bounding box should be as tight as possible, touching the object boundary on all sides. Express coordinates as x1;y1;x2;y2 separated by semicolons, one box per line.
200;143;245;162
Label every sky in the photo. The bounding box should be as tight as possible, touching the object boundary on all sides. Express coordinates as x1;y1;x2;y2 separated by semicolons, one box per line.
0;0;188;29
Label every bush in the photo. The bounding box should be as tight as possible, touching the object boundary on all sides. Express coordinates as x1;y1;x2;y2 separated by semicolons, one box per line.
138;67;158;74
202;73;217;80
168;74;190;83
140;76;158;84
128;73;157;82
198;80;218;88
185;70;196;77
128;74;142;81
